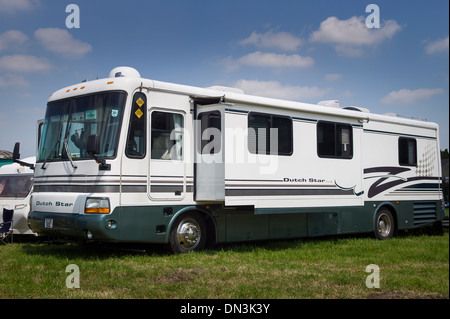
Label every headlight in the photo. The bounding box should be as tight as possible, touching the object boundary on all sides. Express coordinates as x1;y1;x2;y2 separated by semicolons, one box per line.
85;197;110;214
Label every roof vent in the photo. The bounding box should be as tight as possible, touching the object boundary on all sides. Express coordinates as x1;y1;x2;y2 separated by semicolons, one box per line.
109;67;141;78
343;106;370;113
318;100;340;108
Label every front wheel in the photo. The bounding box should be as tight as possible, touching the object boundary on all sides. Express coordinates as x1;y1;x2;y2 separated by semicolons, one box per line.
374;209;395;240
169;212;207;253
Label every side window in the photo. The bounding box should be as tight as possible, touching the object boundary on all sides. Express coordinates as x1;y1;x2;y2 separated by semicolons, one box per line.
126;92;147;158
151;111;184;160
198;111;221;154
248;112;292;156
398;137;417;166
317;121;353;159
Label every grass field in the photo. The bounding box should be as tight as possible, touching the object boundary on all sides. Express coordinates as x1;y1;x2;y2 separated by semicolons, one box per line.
0;229;448;299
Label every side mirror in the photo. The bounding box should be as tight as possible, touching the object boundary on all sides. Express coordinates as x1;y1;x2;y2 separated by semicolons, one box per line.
12;142;35;170
13;142;20;160
86;134;100;155
86;135;110;171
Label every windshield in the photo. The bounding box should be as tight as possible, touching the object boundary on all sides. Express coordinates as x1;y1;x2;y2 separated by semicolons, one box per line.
37;91;127;162
0;174;33;197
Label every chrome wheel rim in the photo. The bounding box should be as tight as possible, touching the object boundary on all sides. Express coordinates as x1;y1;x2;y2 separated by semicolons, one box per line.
176;218;201;250
377;213;392;238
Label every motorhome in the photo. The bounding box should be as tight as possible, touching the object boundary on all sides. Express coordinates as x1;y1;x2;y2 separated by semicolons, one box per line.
0;157;35;235
19;67;444;252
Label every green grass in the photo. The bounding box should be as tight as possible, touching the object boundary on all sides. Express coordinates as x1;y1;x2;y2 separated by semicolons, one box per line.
1;230;448;299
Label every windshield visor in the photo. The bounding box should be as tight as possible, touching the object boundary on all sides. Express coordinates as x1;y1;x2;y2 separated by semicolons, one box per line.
37;91;127;162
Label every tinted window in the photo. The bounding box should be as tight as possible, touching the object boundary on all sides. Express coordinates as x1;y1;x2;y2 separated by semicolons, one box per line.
399;137;417;166
126;92;147;158
198;111;221;154
151;111;184;160
248;112;292;156
38;91;126;162
317;121;353;159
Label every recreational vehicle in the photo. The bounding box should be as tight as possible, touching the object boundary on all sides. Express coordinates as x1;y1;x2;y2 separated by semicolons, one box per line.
0;157;35;235
18;67;444;252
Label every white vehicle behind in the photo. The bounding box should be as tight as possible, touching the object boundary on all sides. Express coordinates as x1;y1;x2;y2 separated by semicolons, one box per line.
0;157;36;235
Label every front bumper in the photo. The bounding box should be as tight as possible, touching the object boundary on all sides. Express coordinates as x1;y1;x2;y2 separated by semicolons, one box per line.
28;210;120;242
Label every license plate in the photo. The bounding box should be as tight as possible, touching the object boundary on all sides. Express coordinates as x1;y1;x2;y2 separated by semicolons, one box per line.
44;218;53;229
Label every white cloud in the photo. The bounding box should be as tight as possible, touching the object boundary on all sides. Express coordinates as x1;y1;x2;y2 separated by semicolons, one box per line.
0;30;28;51
381;88;445;104
240;52;314;68
223;51;314;70
334;44;364;57
425;36;449;54
0;74;30;88
240;30;303;51
325;73;343;81
234;79;330;101
310;16;402;56
34;28;92;58
0;0;40;13
0;54;52;73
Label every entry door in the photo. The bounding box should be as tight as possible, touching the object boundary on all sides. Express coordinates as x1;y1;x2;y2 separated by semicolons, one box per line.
149;109;186;200
195;105;224;201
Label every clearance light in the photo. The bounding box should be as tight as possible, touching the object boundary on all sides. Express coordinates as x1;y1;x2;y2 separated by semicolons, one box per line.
85;198;110;214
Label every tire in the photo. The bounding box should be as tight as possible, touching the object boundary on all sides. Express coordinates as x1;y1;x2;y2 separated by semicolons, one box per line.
169;212;207;253
374;209;395;240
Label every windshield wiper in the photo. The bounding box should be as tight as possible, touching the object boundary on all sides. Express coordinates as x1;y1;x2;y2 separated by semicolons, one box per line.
59;116;77;169
63;137;77;169
41;138;61;169
41;137;77;170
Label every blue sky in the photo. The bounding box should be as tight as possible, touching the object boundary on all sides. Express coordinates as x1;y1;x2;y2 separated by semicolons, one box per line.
0;0;448;157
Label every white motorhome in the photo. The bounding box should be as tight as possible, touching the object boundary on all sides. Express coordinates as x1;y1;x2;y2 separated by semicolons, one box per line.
21;67;444;252
0;157;35;235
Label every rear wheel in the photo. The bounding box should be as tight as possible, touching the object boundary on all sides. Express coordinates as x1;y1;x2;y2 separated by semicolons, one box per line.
169;212;207;253
374;209;395;240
